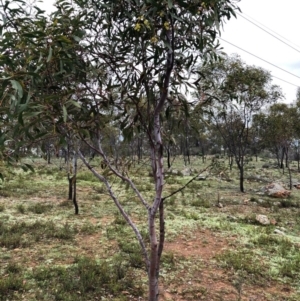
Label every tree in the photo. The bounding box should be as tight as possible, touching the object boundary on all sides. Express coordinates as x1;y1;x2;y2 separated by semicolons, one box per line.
199;55;282;192
0;0;240;300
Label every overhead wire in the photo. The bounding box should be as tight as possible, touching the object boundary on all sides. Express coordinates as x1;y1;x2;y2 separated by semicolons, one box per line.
271;75;299;88
237;12;300;50
236;12;300;54
219;37;300;81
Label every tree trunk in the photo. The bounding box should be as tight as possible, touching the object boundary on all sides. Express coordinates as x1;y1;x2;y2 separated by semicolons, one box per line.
68;174;73;200
47;148;51;164
237;158;244;193
288;164;292;190
148;214;159;301
73;176;79;215
167;146;171;169
280;147;285;169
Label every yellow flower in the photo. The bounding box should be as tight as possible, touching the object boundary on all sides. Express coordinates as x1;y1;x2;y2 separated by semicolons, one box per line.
164;21;170;30
144;19;150;29
159;11;164;17
134;23;141;31
150;36;158;44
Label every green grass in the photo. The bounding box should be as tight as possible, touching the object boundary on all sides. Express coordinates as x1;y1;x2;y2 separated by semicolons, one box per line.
0;156;300;300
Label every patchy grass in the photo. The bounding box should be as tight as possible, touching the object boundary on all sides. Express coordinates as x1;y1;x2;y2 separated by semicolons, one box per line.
0;156;300;300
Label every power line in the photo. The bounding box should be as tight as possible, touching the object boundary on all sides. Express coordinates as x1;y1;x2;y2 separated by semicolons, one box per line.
238;12;300;50
236;12;300;54
271;75;300;88
219;37;300;81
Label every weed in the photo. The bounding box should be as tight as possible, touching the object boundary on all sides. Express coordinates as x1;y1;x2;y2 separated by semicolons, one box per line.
216;249;267;284
113;212;127;226
5;262;22;274
118;240;144;269
253;234;294;257
76;171;99;183
16;204;26;213
0;221;77;249
80;222;98;235
27;203;53;214
280;199;300;208
54;223;77;240
59;200;73;207
0;274;25;301
190;198;211;208
0;232;25;249
280;254;300;278
161;251;176;269
31;256;143;300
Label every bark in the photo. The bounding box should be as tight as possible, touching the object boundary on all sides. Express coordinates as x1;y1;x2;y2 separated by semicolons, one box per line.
68;174;73;200
72;152;79;215
167;146;171;169
73;176;79;215
237;157;244;193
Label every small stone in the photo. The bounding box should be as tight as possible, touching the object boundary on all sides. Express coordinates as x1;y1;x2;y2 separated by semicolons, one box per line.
216;202;223;208
256;214;270;225
274;229;285;235
227;215;237;221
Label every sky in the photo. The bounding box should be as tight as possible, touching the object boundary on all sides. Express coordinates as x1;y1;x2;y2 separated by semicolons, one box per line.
220;0;300;103
38;0;300;103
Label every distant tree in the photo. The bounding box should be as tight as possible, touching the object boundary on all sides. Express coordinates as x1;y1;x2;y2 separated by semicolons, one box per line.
199;55;282;192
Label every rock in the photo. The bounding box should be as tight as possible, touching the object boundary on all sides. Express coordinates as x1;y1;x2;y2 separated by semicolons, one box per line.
216;202;223;208
274;229;285;235
227;215;237;221
293;183;300;189
263;183;291;198
257;199;265;204
169;169;179;175
181;168;191;176
256;214;270;225
196;176;206;181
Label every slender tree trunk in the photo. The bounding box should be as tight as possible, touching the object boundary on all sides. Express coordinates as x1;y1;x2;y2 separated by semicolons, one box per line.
73;176;79;215
148;214;159;301
280;147;285;169
240;166;244;193
237;157;244;193
47;148;51;164
167;146;171;169
68;174;73;200
72;152;79;215
288;163;292;190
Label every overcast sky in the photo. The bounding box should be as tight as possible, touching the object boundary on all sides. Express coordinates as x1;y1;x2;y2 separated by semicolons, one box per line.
220;0;300;103
39;0;300;103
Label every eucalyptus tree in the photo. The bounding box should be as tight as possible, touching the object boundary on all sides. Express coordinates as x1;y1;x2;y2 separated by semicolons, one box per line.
199;55;282;192
0;0;240;299
258;103;298;170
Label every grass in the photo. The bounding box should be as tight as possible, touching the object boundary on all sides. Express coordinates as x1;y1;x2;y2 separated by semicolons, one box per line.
0;156;300;300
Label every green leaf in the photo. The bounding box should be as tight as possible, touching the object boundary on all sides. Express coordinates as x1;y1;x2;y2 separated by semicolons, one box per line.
10;80;23;99
47;46;53;62
168;0;173;9
63;105;67;122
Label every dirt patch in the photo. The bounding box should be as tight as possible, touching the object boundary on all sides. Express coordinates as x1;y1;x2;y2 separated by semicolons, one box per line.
161;228;294;301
